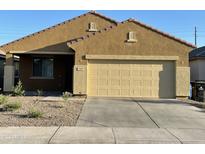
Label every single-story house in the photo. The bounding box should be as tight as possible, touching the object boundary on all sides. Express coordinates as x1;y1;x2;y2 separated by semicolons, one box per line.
189;46;205;82
0;11;195;98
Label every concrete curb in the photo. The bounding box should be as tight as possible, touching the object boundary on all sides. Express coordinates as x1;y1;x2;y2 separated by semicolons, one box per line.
40;96;86;102
179;99;205;109
0;127;58;144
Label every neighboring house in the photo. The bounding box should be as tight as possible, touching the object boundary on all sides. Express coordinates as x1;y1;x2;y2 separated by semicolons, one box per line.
189;46;205;82
0;11;195;98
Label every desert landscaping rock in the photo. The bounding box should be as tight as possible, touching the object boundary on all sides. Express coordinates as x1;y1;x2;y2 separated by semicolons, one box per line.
0;96;84;126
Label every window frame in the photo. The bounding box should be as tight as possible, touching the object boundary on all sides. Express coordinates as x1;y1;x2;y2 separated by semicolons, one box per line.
31;56;54;79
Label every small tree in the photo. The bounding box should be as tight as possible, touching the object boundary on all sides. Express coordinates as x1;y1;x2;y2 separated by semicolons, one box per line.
12;81;25;96
0;95;8;105
27;108;44;118
3;101;22;111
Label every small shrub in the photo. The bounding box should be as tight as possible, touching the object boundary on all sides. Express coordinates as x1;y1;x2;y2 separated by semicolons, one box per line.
3;102;22;111
0;95;8;105
33;98;40;104
27;108;43;118
62;91;72;101
36;89;43;96
12;81;25;96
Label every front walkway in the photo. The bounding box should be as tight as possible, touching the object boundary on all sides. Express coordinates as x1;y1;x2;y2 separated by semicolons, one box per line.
0;126;205;144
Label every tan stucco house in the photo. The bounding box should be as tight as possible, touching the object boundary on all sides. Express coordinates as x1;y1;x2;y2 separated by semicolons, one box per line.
0;11;195;98
190;46;205;82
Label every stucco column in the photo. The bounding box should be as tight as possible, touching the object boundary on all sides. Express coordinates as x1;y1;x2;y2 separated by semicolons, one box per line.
3;53;15;92
73;65;87;95
176;66;190;98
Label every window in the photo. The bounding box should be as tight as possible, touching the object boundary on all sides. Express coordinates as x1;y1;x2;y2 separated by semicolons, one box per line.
14;61;19;78
0;59;4;77
33;57;54;78
88;22;98;32
127;31;137;42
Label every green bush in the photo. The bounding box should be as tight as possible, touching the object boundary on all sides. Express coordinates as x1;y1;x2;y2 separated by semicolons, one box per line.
27;108;43;118
0;95;8;105
12;81;25;96
62;91;72;101
3;102;22;111
36;89;43;96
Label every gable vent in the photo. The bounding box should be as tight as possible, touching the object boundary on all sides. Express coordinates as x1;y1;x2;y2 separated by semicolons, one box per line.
127;31;137;42
88;22;98;32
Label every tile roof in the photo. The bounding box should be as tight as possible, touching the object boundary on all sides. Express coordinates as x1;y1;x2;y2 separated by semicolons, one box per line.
0;50;6;56
0;11;118;49
189;46;205;59
68;18;196;48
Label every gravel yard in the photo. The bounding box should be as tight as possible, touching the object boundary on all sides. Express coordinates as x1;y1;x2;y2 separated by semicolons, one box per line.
0;96;85;126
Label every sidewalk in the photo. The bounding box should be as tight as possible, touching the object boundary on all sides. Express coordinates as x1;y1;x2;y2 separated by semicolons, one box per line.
0;127;205;144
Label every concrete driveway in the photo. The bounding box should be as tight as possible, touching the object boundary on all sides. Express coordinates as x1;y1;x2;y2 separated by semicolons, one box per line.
77;97;205;129
1;98;205;144
73;98;205;143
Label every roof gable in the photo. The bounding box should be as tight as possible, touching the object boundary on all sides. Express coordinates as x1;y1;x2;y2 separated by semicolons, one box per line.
0;11;118;52
68;19;194;67
126;19;196;48
68;19;195;48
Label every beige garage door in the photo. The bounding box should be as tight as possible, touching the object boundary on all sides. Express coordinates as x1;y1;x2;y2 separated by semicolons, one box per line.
87;60;175;98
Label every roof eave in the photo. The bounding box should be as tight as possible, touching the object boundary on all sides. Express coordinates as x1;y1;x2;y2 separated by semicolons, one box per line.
9;50;74;55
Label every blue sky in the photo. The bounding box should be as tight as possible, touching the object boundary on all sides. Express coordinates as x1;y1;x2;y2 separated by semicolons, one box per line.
0;10;205;47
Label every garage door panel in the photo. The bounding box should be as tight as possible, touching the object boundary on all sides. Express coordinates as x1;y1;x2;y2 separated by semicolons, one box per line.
121;80;130;87
121;70;131;76
98;79;109;86
98;70;109;76
87;60;175;98
89;88;98;96
110;70;120;76
98;89;108;96
110;79;120;86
